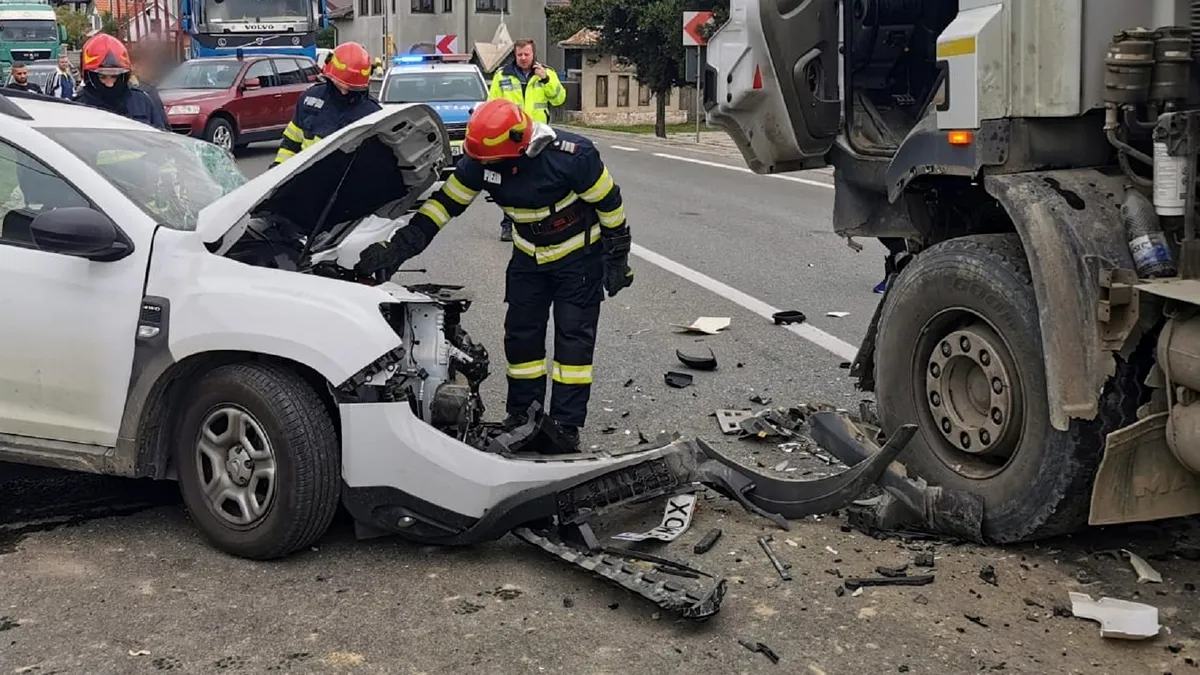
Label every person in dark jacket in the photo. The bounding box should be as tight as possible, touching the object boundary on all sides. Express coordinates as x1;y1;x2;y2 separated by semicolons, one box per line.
129;44;166;119
6;62;42;94
73;33;167;130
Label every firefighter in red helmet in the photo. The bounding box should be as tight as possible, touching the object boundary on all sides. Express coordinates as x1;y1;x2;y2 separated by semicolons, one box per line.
355;99;635;453
74;33;167;130
273;41;381;166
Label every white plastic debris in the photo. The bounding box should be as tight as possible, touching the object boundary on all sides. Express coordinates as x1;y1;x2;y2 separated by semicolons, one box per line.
826;311;850;318
1121;549;1163;584
670;317;731;334
1069;592;1160;640
611;493;698;542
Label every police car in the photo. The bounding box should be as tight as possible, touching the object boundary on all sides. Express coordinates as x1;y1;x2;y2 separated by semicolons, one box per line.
377;53;488;174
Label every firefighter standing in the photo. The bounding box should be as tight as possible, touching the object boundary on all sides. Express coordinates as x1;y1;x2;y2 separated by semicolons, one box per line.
355;99;634;453
74;34;167;130
488;39;567;242
274;42;381;166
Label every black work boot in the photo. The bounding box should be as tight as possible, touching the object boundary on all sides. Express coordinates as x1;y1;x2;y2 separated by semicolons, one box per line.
553;424;581;454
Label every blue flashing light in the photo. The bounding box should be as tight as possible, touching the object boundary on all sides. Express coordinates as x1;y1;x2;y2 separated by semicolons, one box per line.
394;55;428;64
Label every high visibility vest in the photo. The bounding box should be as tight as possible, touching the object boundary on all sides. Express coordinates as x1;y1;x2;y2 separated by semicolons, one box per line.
488;64;567;124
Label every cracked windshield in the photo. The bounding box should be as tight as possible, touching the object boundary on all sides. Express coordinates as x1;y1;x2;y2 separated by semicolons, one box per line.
43;129;246;231
204;0;311;22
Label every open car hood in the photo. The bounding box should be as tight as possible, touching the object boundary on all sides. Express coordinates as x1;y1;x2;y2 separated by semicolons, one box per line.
197;103;449;256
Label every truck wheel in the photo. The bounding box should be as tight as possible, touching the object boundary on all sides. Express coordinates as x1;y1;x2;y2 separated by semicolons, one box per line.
174;362;340;560
873;233;1138;543
204;117;236;151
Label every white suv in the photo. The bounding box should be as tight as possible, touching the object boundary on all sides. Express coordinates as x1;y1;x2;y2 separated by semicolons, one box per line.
0;89;469;558
0;88;721;564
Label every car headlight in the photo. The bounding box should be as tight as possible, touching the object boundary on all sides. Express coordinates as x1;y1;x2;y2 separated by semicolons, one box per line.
168;105;200;116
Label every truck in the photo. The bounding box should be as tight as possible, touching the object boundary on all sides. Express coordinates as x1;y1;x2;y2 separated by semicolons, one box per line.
179;0;327;60
0;0;66;76
703;0;1200;544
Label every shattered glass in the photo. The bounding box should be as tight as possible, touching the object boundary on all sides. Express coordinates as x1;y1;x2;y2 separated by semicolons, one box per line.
41;128;249;232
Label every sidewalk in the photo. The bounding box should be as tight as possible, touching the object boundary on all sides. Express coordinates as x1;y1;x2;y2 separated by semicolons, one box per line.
559;125;744;158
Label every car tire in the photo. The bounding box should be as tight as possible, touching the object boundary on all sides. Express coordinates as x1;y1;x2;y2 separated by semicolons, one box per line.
873;233;1143;543
175;362;340;560
204;117;236;151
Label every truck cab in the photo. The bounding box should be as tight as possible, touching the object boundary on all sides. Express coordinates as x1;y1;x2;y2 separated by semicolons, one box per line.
0;1;67;78
703;0;1200;546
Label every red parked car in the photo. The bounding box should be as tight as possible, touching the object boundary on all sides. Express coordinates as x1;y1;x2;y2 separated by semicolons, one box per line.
158;55;320;152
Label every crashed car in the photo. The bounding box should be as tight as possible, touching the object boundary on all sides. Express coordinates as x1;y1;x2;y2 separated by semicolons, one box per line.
0;88;915;619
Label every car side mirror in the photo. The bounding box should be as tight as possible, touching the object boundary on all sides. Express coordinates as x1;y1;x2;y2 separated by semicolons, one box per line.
242;77;261;90
29;207;132;262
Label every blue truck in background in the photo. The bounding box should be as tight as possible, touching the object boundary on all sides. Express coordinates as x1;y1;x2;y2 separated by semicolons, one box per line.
179;0;326;60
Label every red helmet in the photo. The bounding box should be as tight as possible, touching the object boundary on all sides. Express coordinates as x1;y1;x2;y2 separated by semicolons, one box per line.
323;42;372;90
81;33;131;76
463;99;532;161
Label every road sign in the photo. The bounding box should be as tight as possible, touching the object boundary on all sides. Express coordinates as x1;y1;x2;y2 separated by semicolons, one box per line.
683;11;714;47
435;34;459;54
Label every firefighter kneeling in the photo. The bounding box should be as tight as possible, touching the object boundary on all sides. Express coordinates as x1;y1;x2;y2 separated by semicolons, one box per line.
356;99;634;453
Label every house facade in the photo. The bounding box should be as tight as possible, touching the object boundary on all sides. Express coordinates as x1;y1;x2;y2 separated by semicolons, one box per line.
331;0;545;67
557;28;687;126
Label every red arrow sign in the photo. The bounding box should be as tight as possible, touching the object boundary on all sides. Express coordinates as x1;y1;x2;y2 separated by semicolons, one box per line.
683;11;714;47
435;34;458;54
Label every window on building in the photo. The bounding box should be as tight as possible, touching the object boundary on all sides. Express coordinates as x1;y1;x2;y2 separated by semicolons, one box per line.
475;0;507;11
359;0;369;15
595;75;608;107
616;75;629;107
443;0;452;10
412;0;434;11
637;82;651;107
371;0;383;14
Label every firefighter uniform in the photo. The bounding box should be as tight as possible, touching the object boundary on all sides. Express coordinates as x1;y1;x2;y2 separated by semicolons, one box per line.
356;122;632;443
273;81;382;165
488;61;567;124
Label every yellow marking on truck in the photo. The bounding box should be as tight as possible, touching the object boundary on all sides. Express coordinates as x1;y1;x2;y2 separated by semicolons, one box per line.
937;37;976;58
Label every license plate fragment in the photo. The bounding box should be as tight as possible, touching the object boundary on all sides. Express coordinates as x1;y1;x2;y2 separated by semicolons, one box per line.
611;493;698;542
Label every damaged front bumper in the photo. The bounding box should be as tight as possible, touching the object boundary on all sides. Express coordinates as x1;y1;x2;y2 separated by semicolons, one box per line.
339;396;918;619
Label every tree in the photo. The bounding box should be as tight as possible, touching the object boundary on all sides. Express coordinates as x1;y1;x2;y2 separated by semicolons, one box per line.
317;27;337;49
550;0;729;137
100;11;119;39
55;6;91;49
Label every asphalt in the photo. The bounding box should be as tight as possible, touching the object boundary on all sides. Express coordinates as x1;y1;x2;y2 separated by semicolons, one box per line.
1;135;1197;675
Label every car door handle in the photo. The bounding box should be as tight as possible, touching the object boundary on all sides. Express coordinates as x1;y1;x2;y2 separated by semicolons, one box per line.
274;93;282;98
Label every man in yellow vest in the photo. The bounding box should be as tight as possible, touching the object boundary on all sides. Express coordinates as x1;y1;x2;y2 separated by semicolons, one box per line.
488;38;567;241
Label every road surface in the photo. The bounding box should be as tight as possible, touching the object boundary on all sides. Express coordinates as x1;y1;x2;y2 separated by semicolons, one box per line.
1;133;1197;675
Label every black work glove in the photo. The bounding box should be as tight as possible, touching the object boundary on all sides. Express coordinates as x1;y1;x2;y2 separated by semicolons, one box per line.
604;256;634;297
601;227;633;298
355;225;429;277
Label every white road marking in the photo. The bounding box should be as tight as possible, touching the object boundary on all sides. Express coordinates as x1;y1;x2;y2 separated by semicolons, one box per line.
630;243;860;361
651;152;834;189
610;145;641;152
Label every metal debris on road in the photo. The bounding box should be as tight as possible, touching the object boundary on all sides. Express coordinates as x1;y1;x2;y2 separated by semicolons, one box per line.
914;552;935;567
876;564;909;578
979;564;999;586
758;535;792;581
1120;549;1163;584
713;409;753;434
749;393;772;405
1069;592;1161;640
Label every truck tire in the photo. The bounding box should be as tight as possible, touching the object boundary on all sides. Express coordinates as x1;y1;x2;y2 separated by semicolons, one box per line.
873;233;1140;543
174;362;340;560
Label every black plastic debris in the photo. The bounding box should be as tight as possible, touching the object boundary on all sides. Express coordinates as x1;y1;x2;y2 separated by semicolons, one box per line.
979;564;998;586
664;371;693;388
676;346;718;371
601;425;618;435
694;528;722;554
844;574;935;591
876;564;909;578
758;535;791;581
738;639;780;664
749;393;772;405
914;552;935;567
964;613;989;628
772;310;806;325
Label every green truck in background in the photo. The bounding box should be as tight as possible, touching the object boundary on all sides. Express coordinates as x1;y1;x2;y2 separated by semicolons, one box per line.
0;0;67;80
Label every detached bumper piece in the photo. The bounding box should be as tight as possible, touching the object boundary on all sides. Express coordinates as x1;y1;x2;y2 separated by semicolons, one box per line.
479;409;916;620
